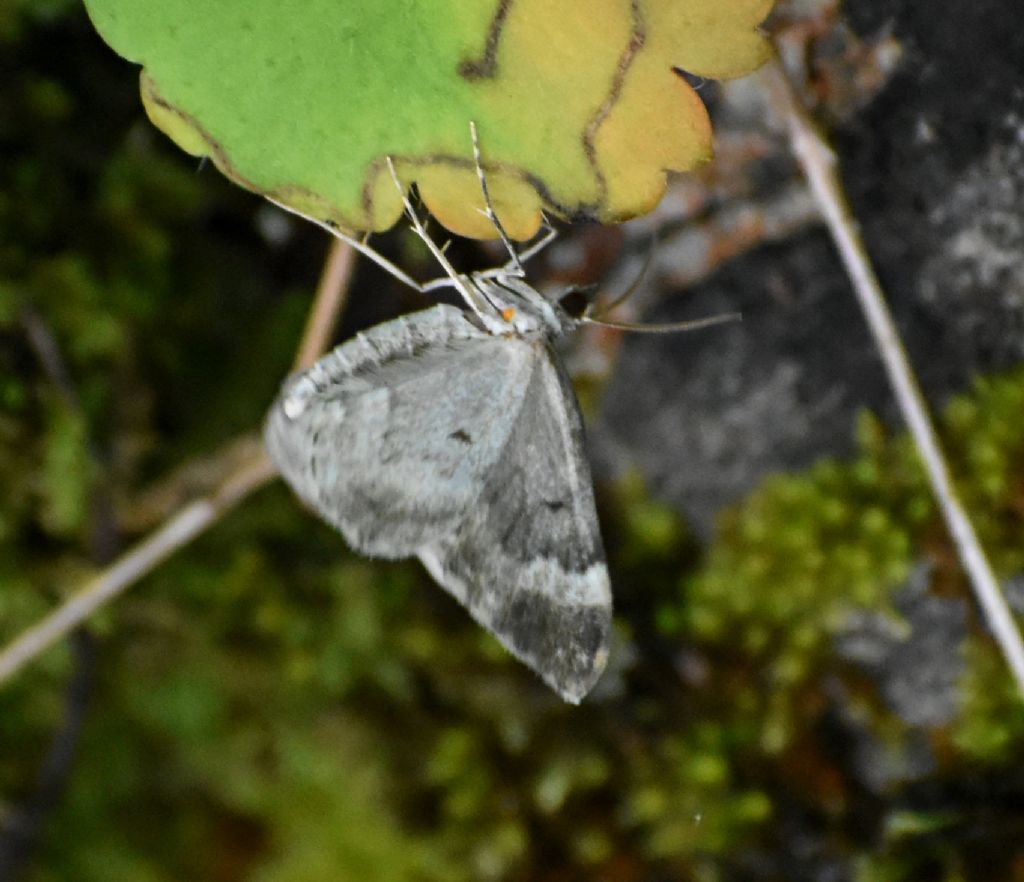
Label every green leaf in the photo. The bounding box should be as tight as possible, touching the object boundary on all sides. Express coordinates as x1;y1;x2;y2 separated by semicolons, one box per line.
83;0;773;238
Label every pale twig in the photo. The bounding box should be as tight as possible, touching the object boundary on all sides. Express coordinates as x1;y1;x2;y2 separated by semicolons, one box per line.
0;236;356;687
293;237;357;371
761;59;1024;696
0;450;275;685
119;435;268;533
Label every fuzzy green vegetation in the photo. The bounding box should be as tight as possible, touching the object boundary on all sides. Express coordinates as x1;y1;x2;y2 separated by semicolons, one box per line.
81;0;773;239
660;371;1024;760
656;370;1024;877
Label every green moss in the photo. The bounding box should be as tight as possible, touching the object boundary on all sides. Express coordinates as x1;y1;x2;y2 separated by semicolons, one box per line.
37;395;96;536
654;371;1024;765
248;718;464;882
622;728;772;861
952;636;1024;764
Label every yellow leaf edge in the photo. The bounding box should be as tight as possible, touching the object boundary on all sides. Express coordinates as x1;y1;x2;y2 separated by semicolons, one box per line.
139;6;774;241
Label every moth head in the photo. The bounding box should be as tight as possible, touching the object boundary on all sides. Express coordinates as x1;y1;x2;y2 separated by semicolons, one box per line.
556;284;601;321
560;278;740;337
473;274;579;337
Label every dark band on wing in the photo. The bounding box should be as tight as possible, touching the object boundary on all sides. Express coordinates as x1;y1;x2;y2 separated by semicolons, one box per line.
497;591;610;701
474;352;604;571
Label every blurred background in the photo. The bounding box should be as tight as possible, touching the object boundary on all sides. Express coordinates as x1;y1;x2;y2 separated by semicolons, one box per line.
2;0;1024;880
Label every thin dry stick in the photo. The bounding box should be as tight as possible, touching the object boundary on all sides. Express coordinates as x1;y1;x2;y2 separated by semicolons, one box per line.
762;60;1024;696
0;451;275;685
293;236;358;372
0;237;355;687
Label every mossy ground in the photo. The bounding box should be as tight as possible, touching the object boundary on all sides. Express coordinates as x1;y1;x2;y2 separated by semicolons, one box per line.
2;5;1024;881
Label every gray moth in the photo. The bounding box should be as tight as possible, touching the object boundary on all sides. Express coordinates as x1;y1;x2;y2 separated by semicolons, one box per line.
264;274;612;703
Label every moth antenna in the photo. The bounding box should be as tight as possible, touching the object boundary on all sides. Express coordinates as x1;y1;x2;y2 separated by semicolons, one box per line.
470;120;525;277
583;312;742;335
590;236;657;320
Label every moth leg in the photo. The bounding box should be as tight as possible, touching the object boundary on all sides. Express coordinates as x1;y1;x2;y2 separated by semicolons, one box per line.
267;179;506;333
385;157;507;334
469;120;525;277
471;216;559;287
265;195;427;294
515;216;558;266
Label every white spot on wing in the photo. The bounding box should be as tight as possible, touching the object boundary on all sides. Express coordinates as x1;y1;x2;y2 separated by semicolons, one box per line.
282;377;318;419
